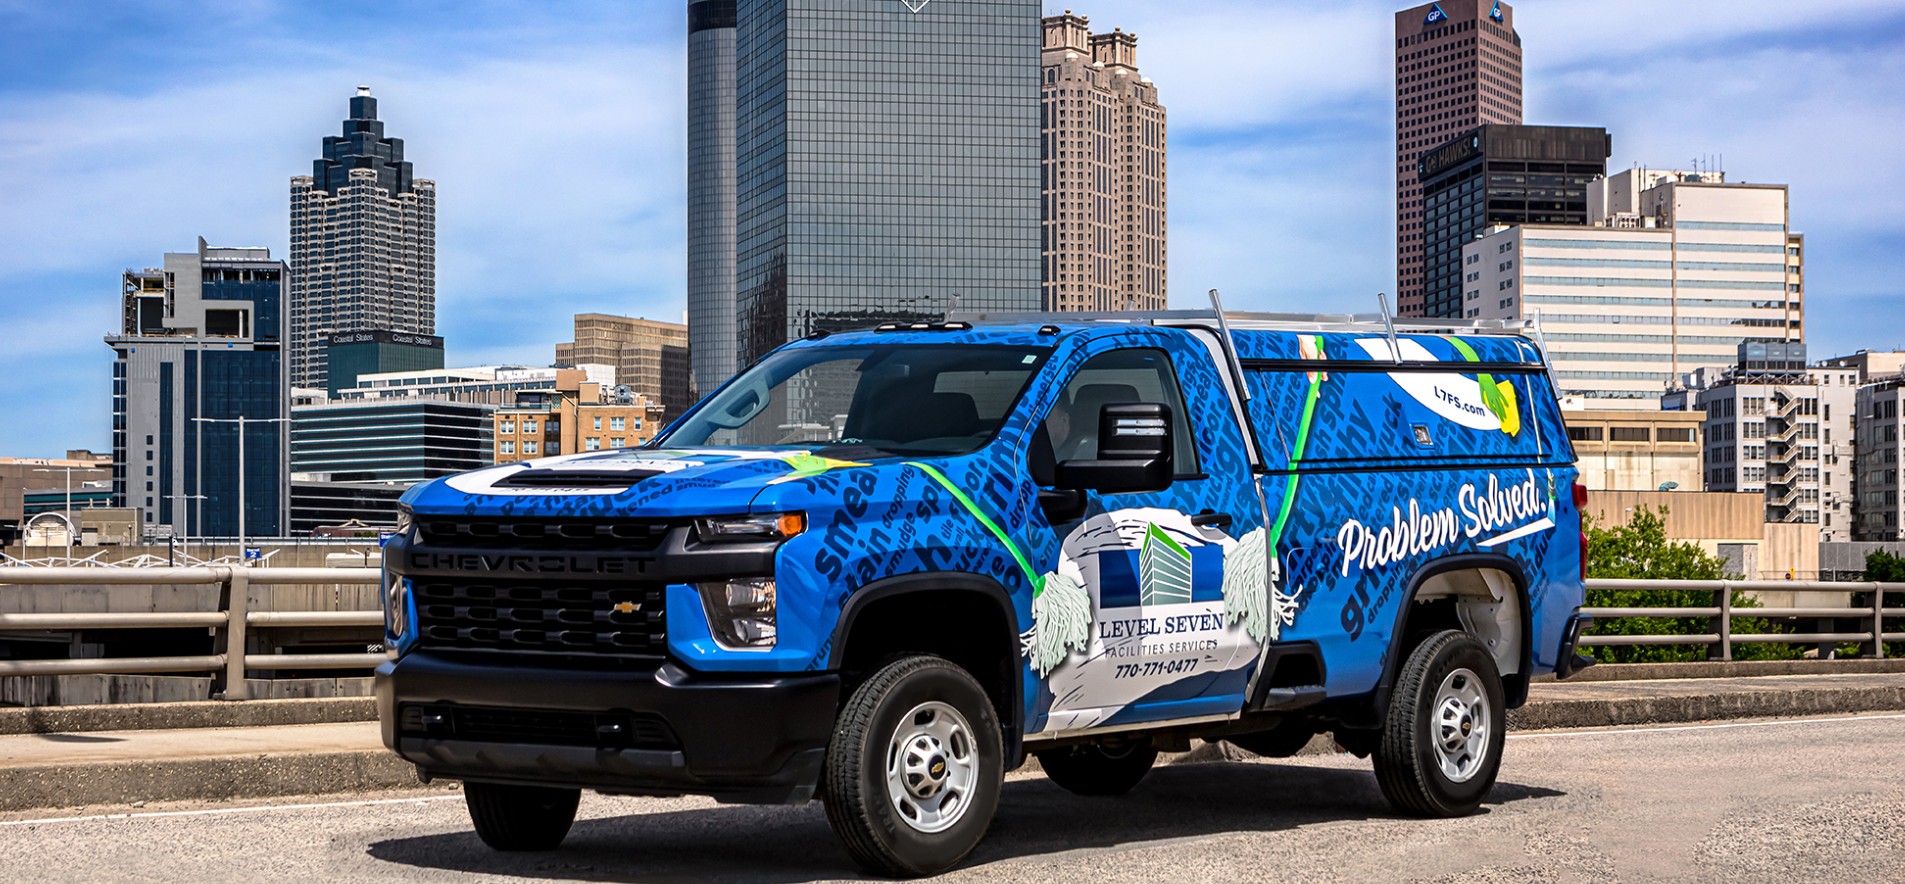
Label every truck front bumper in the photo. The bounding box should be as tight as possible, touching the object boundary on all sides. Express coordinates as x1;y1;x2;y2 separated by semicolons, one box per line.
376;653;839;804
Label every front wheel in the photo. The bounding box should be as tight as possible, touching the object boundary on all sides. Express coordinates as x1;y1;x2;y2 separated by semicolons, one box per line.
464;782;580;851
1036;741;1158;795
1372;630;1505;817
822;655;1004;877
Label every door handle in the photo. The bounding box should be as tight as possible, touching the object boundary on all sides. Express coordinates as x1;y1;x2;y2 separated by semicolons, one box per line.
1191;511;1233;529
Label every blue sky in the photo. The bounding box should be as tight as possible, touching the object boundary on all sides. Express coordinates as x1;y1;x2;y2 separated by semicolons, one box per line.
1;0;1901;458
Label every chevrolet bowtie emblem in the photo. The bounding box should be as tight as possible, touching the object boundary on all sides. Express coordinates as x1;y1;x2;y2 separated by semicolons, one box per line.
612;601;641;614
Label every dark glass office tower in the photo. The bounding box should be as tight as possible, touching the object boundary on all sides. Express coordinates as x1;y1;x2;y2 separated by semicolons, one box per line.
108;240;289;538
1417;124;1608;318
731;0;1042;366
688;0;739;397
289;87;436;392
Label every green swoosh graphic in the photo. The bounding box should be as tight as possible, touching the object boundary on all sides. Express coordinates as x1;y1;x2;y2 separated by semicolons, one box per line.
905;461;1046;594
1267;338;1326;550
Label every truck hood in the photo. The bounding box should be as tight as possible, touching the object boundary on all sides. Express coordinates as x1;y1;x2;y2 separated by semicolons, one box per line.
401;447;894;519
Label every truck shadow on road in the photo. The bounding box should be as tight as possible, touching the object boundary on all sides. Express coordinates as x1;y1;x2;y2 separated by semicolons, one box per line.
366;760;1563;882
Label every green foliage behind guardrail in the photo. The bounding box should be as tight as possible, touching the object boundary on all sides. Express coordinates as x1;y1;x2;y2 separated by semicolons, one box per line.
1585;506;1795;663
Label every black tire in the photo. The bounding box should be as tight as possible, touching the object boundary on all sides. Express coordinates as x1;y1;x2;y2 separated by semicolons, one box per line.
1372;630;1505;817
464;781;581;851
1035;741;1158;795
1226;719;1318;759
822;655;1004;878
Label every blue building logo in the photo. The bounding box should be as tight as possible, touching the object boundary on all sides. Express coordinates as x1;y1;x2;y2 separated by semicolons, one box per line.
1424;3;1449;25
1490;0;1504;22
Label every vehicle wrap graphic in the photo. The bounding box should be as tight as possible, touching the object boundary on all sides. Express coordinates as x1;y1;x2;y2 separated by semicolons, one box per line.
395;322;1581;742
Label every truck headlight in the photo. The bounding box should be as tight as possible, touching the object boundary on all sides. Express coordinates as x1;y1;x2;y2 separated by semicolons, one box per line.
696;577;777;649
694;513;805;543
394;505;414;536
384;574;411;643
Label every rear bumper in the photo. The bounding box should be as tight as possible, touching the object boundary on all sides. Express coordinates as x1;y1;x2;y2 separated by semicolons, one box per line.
1553;609;1596;680
376;653;838;804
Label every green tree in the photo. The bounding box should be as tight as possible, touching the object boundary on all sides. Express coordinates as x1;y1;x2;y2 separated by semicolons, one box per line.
1862;550;1905;656
1584;506;1794;663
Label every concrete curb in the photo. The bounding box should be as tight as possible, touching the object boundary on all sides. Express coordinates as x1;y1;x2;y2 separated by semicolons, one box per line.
1507;684;1905;730
1539;658;1905;683
0;750;416;813
0;698;376;736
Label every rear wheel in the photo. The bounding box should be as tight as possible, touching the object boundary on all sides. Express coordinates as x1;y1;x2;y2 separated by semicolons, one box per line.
465;782;580;851
823;655;1003;877
1372;630;1504;817
1035;741;1158;795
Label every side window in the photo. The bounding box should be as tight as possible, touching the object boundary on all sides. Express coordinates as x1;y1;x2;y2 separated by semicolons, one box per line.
1042;348;1200;478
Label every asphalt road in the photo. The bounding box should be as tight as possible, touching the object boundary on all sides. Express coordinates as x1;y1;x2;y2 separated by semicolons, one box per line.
3;713;1901;883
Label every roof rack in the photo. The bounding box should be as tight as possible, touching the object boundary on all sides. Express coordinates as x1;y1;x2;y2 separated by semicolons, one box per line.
945;308;1540;338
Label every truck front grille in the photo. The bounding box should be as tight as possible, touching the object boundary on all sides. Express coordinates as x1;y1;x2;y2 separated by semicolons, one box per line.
412;578;666;659
415;517;673;551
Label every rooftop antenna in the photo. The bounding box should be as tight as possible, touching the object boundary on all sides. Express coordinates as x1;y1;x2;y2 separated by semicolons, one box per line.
1376;292;1401;362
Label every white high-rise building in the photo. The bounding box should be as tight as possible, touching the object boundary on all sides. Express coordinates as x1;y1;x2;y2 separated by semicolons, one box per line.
1674;345;1857;535
289;87;436;393
1468;174;1803;409
1855;376;1905;541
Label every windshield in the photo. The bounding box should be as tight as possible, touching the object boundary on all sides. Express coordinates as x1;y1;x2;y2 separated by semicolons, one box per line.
658;343;1048;456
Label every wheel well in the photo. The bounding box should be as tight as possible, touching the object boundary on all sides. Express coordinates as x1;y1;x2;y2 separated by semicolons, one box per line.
835;585;1020;762
1400;565;1525;678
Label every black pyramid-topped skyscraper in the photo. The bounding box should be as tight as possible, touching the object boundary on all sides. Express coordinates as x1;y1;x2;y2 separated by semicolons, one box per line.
289;87;437;392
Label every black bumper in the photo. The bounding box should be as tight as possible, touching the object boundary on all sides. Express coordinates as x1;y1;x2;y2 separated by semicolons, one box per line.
376;653;839;804
1553;609;1597;680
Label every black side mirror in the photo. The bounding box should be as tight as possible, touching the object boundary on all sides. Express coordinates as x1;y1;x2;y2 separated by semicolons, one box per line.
1054;402;1173;494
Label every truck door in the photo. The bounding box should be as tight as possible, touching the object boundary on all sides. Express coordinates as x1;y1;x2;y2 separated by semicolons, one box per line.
1027;337;1269;735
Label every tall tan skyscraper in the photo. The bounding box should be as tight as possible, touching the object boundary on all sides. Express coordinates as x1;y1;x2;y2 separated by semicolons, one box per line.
554;314;691;420
1395;1;1520;317
1040;12;1166;312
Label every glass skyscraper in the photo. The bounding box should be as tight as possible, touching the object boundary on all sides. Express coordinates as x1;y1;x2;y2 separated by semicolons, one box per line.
722;0;1043;367
108;240;289;538
688;0;739;398
289;87;436;393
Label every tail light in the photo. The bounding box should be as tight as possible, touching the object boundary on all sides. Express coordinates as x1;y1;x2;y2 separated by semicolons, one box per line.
1573;481;1589;580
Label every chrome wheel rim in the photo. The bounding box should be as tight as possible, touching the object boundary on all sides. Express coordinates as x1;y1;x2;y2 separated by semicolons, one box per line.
1432;667;1491;783
884;700;976;834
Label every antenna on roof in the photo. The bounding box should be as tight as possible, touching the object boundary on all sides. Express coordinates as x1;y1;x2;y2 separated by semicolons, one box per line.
1376;293;1401;362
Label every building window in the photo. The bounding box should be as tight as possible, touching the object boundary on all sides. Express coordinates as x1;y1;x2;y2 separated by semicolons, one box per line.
546;420;559;433
546;443;559;455
593;416;602;431
1610;427;1650;442
523;441;538;455
1567;426;1603;442
1657;428;1695;443
610;438;626;449
586;438;601;451
500;441;515;455
523;419;537;434
611;417;626;431
500;421;515;434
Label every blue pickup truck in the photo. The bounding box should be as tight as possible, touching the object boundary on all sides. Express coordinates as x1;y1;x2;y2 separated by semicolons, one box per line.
377;311;1592;876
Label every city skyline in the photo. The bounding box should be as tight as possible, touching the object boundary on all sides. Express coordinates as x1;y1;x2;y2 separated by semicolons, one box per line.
2;0;1902;456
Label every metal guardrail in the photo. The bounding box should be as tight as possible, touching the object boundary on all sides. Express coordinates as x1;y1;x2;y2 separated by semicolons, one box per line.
2;571;1900;698
0;566;381;699
1583;578;1905;661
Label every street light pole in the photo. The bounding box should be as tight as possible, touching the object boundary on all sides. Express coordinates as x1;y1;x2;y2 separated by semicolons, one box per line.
32;466;85;565
193;415;288;567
